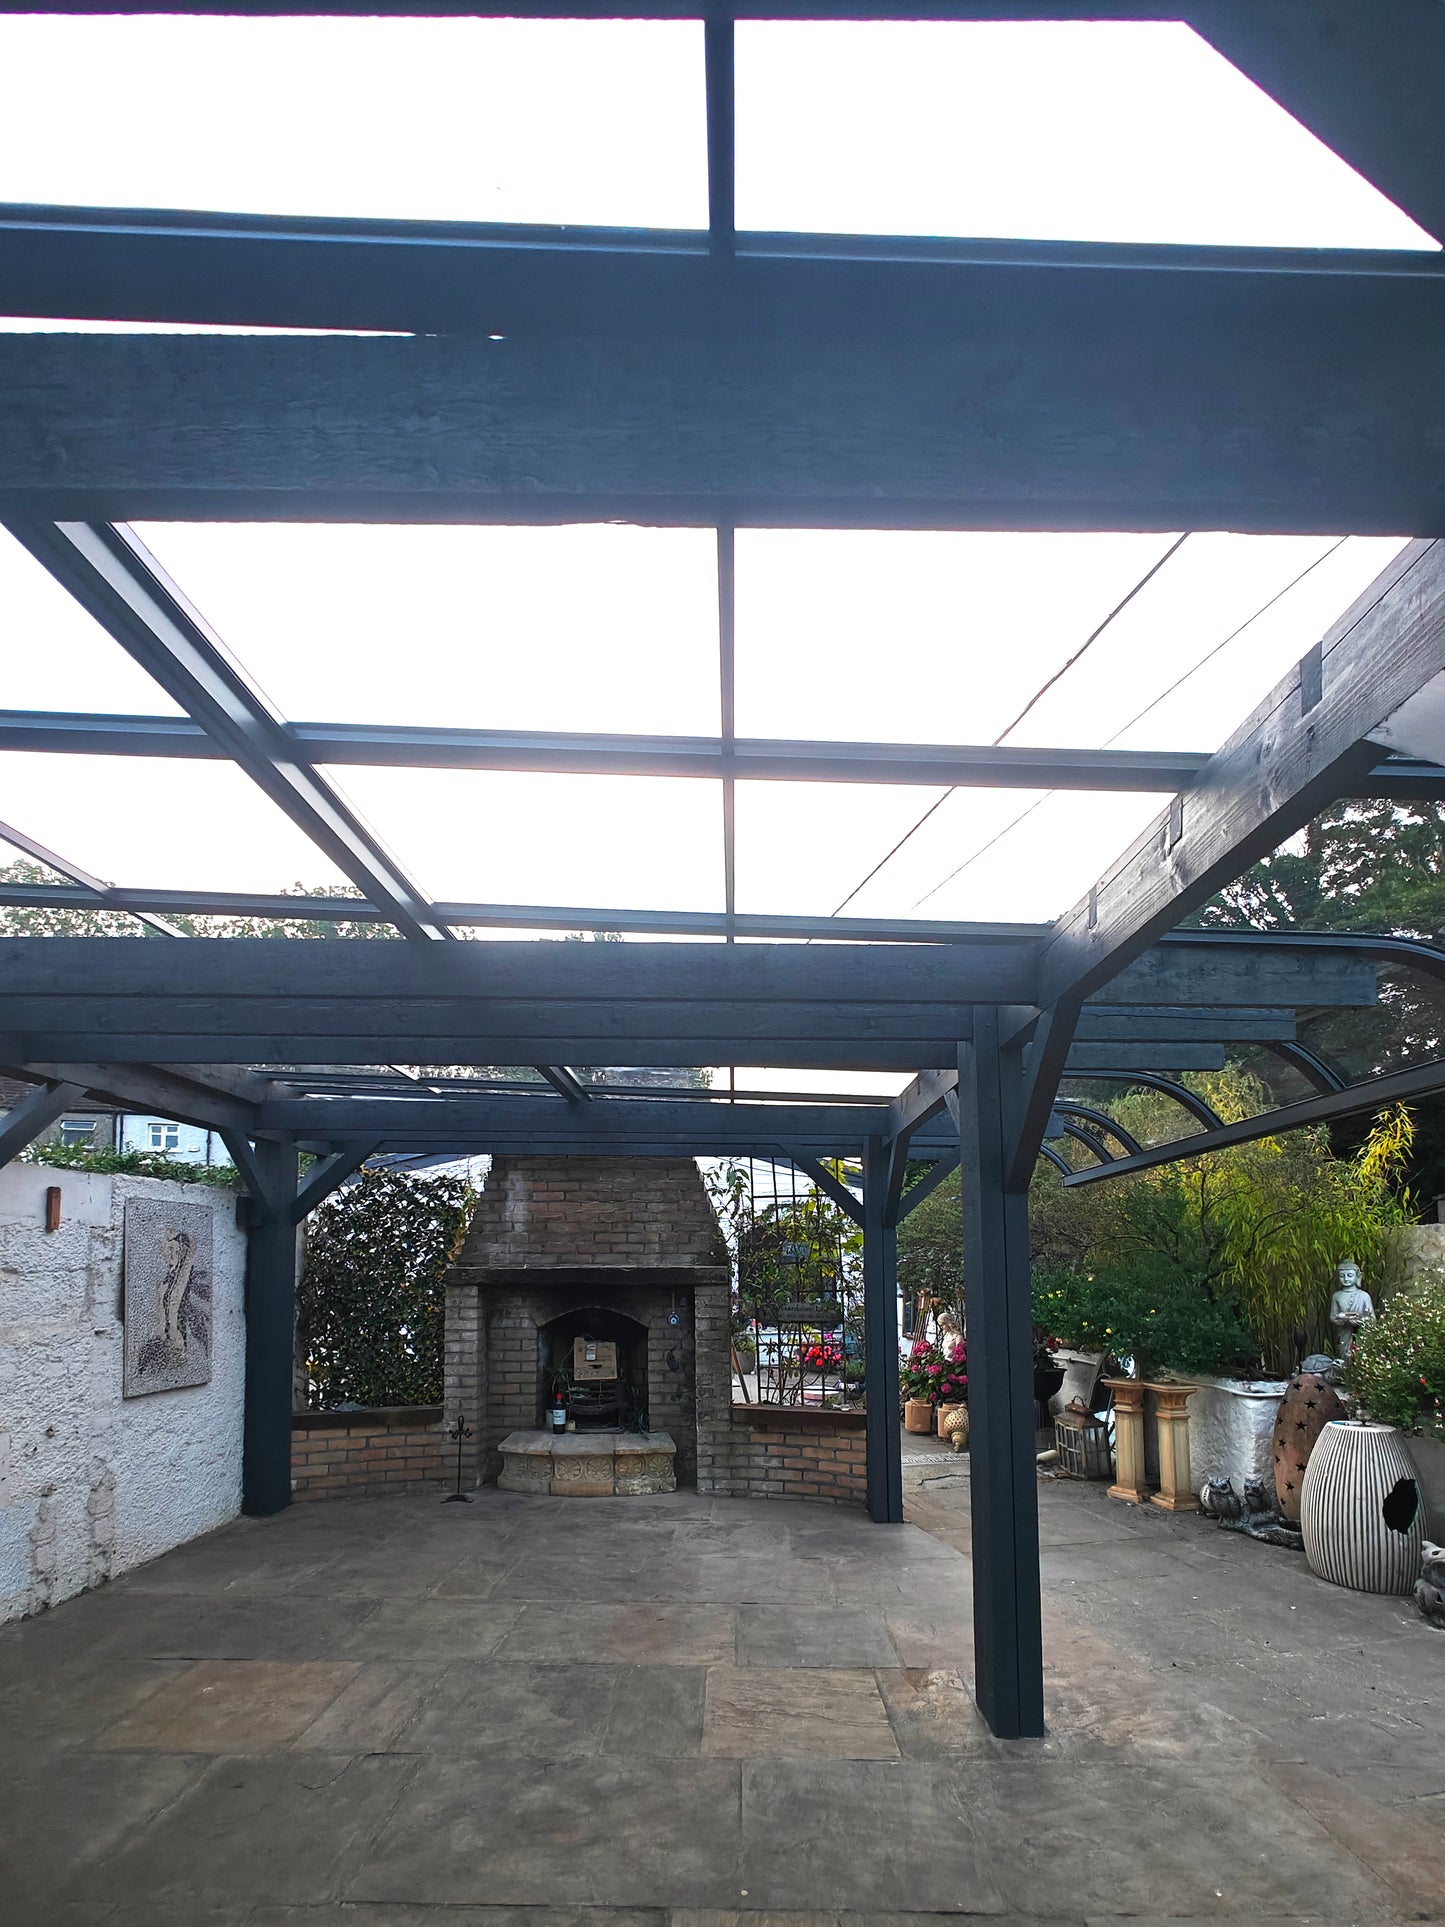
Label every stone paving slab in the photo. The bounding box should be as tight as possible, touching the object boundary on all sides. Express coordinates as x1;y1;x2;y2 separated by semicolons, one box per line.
96;1658;361;1753
736;1605;899;1668
349;1757;745;1909
702;1666;899;1760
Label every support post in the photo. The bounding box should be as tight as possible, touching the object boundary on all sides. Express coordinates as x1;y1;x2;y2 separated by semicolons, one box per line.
958;1012;1045;1738
863;1134;903;1524
240;1137;300;1518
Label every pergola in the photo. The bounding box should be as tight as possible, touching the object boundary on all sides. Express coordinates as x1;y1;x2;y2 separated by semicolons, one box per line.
5;1;1445;1741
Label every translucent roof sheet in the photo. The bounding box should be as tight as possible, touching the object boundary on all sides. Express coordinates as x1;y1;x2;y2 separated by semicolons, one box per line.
323;768;724;914
0;16;705;228
0;529;181;715
136;525;721;736
736;20;1436;249
0;754;350;896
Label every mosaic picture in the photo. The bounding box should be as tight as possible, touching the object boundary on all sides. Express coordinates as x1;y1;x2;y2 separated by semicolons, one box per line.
122;1197;214;1397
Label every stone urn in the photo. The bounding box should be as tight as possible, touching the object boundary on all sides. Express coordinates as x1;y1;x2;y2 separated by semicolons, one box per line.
935;1399;966;1440
903;1398;934;1435
1300;1420;1424;1594
1272;1369;1346;1521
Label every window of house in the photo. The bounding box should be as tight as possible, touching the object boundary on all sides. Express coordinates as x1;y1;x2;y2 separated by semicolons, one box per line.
147;1121;181;1153
59;1117;97;1146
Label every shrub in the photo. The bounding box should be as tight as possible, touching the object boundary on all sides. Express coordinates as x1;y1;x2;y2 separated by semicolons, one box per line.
297;1167;474;1409
1346;1271;1445;1440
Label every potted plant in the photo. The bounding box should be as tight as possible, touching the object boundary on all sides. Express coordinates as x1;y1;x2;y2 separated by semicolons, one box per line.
900;1340;943;1433
1347;1269;1445;1538
1032;1332;1065;1413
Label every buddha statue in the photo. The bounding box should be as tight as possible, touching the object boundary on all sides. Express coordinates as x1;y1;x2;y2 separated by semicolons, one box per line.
1329;1259;1375;1360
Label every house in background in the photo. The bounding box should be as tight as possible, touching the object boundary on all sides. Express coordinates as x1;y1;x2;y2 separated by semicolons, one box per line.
0;1075;233;1168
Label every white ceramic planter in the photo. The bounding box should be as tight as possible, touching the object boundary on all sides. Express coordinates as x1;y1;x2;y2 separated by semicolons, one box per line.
1185;1374;1288;1488
1404;1433;1445;1539
1300;1420;1424;1594
1048;1348;1107;1419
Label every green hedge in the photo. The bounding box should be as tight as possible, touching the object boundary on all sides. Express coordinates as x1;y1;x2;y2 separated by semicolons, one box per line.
297;1167;474;1409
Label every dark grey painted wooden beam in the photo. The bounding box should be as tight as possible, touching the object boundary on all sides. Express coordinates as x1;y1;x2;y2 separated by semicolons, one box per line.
0;1078;87;1169
4;321;1445;532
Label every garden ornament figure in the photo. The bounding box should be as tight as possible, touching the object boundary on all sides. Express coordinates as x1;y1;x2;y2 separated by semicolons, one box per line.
1329;1260;1375;1360
1200;1475;1303;1550
1416;1541;1445;1629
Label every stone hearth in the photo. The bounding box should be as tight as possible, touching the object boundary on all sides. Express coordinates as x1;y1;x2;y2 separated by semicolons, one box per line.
498;1429;678;1496
443;1155;732;1490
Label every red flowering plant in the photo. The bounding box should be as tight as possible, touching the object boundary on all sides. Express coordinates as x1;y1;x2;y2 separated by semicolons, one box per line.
800;1338;844;1375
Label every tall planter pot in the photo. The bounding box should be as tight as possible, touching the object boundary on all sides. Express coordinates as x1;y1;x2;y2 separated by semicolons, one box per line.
1049;1348;1107;1419
1186;1375;1288;1490
1300;1421;1424;1595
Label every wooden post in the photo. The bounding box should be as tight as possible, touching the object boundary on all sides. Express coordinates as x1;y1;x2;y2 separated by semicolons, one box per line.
241;1140;300;1518
862;1136;903;1524
958;1015;1045;1740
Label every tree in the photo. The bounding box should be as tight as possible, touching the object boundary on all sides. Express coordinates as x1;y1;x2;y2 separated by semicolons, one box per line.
1183;798;1445;1194
0;859;397;939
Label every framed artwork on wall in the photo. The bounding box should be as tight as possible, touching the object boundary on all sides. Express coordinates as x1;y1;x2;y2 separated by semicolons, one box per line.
122;1197;214;1397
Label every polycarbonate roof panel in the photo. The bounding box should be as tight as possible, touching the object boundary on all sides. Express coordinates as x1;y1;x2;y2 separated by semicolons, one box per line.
0;16;705;228
736;20;1437;248
135;525;721;737
0;753;351;895
734;530;1412;758
735;778;1174;926
324;767;724;914
0;528;183;715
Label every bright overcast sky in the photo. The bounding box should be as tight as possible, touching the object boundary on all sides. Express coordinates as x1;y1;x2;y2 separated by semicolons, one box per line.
0;15;1428;1090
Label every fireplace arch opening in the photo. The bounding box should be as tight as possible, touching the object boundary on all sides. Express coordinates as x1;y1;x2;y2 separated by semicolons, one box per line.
538;1306;650;1432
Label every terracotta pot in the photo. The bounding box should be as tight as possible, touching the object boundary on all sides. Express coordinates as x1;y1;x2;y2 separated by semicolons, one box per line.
903;1398;934;1434
936;1400;966;1439
1300;1420;1424;1594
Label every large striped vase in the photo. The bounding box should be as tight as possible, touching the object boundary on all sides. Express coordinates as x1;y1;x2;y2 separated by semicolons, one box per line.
1300;1420;1424;1594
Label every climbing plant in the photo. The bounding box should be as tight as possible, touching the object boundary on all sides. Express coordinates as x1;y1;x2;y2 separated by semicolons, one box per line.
297;1167;475;1409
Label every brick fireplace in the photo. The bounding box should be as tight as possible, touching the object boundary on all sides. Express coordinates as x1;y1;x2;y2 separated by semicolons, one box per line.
442;1155;732;1490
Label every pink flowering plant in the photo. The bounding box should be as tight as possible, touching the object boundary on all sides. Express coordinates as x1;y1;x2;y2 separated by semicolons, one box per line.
899;1338;967;1406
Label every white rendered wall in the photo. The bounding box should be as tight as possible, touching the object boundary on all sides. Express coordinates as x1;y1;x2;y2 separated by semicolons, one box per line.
0;1163;246;1622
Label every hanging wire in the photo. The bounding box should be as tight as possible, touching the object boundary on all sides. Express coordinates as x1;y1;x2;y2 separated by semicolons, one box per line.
908;536;1351;913
827;533;1190;919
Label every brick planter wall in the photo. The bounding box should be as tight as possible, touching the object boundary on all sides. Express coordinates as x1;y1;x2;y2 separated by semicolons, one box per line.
291;1407;446;1500
697;1405;867;1508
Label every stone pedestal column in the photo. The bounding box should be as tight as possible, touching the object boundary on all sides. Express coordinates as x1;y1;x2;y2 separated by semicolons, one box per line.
1147;1382;1200;1511
1104;1377;1150;1503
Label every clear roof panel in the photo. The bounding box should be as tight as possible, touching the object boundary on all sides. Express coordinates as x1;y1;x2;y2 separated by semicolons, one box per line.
134;525;721;737
736;779;1170;925
323;768;724;914
0;753;351;895
735;530;1412;758
0;528;182;715
735;530;1183;746
736;20;1436;249
0;16;705;228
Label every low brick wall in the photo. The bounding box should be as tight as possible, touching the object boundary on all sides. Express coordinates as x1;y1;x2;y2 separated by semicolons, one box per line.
697;1405;867;1507
291;1407;447;1501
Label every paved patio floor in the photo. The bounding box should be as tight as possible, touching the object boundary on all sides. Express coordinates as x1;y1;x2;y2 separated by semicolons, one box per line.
1;1461;1440;1926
